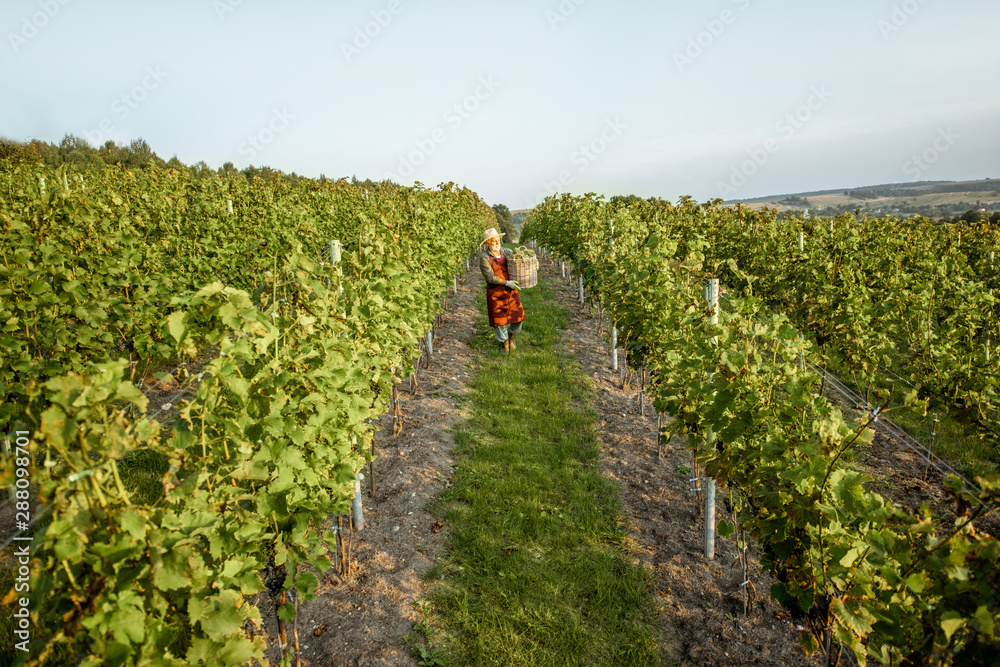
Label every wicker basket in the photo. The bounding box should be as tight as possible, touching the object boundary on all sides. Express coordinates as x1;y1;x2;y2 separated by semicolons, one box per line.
508;255;538;288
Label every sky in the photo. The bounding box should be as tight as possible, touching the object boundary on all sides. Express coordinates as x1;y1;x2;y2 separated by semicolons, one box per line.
2;0;998;210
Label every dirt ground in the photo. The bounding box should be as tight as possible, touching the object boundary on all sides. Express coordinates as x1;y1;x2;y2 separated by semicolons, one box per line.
4;250;992;666
546;261;826;667
825;389;1000;540
253;256;839;667
256;268;482;667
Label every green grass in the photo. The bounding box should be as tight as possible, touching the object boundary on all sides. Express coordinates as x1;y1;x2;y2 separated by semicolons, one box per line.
420;274;664;666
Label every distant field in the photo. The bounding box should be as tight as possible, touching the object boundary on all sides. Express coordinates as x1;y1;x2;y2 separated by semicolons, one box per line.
749;188;1000;213
519;178;1000;218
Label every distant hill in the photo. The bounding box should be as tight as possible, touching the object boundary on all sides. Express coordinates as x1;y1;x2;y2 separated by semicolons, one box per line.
729;178;1000;218
514;178;1000;221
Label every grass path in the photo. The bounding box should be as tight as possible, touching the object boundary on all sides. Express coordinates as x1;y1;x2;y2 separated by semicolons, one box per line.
421;273;664;666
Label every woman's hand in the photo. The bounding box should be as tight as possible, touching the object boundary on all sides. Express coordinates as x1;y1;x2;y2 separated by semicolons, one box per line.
506;280;520;290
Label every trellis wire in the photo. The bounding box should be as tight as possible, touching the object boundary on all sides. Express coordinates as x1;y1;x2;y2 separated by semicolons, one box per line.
709;289;989;507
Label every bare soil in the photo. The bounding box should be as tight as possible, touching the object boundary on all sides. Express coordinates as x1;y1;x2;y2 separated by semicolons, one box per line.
546;261;825;667
824;388;1000;540
256;257;835;667
5;251;991;666
257;271;482;667
136;267;1000;666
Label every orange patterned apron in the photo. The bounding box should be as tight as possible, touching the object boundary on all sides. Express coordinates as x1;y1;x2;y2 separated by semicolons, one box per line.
486;254;525;327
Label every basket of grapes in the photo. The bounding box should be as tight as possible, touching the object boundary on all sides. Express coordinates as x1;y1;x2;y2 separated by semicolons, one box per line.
508;246;538;288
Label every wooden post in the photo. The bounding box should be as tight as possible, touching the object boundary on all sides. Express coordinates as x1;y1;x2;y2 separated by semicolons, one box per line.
276;591;289;661
798;231;804;253
227;199;233;214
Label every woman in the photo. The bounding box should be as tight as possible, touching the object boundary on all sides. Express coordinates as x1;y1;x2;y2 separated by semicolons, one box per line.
479;227;525;353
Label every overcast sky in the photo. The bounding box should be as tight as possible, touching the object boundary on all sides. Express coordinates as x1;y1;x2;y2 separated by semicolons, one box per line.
2;0;998;209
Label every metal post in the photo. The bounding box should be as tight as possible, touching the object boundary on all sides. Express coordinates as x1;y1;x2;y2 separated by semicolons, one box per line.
798;231;804;253
1;437;14;502
704;278;719;560
352;472;364;530
579;275;585;305
987;290;992;364
227;199;233;215
798;331;805;371
705;475;716;560
454;274;458;294
611;324;618;371
561;260;565;278
989;253;995;364
923;415;939;480
426;330;433;357
331;240;344;309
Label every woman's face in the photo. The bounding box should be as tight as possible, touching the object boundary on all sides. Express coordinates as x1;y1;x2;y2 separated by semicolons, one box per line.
486;237;501;253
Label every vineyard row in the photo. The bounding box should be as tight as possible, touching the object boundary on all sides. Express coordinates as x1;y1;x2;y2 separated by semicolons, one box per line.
521;194;1000;666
